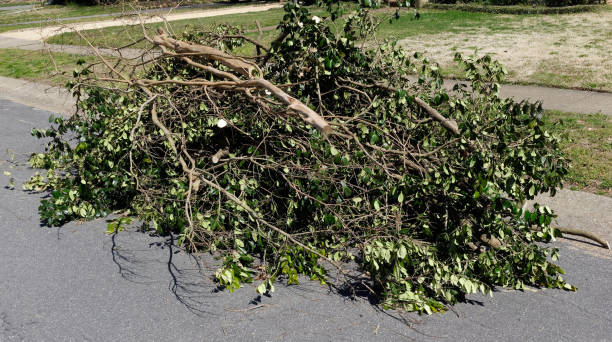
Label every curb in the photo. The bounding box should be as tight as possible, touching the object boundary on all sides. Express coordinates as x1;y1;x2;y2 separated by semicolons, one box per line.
0;76;75;116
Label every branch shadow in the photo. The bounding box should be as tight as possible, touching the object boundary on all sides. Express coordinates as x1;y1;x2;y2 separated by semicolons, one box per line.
107;227;224;317
110;229;154;284
163;234;221;316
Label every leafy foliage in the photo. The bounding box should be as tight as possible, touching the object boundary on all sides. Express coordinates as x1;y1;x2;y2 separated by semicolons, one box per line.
26;1;574;313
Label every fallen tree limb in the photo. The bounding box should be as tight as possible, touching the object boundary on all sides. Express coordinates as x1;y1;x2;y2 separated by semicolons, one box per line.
554;226;610;249
412;97;460;135
39;8;577;312
152;28;259;77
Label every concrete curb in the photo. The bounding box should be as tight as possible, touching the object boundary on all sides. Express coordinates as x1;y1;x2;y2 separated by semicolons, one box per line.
0;76;75;116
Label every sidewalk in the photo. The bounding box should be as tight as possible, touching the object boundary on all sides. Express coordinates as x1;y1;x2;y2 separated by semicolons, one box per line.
0;76;74;116
443;79;612;116
2;74;611;117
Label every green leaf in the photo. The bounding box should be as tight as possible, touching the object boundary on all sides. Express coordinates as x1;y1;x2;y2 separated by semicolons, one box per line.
373;200;381;211
256;282;267;294
397;245;407;259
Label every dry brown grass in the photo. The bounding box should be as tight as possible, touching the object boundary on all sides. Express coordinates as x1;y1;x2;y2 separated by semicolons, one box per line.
399;9;612;91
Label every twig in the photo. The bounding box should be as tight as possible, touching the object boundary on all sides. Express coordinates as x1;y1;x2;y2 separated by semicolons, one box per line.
225;304;271;312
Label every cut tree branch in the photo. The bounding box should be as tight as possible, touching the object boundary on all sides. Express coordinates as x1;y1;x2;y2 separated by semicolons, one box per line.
555;226;610;249
150;29;331;136
152;28;259;77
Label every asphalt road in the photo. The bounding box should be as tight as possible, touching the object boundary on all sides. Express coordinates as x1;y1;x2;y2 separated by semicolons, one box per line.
1;99;611;341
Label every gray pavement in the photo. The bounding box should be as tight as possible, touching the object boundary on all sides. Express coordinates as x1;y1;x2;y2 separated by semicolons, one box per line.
500;83;612;116
526;190;612;253
1;98;612;341
0;36;39;49
0;76;74;116
438;78;612;116
0;37;146;58
430;78;612;115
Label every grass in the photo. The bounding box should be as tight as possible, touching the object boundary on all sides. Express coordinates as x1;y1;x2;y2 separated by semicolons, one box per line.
375;9;526;39
47;8;528;48
8;4;612;90
41;6;612;92
425;2;608;15
0;48;92;85
0;1;229;33
398;8;612;91
0;3;125;25
47;6;293;48
49;7;612;91
543;110;612;196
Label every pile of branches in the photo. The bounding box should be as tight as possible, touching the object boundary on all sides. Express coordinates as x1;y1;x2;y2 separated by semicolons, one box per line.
28;2;575;313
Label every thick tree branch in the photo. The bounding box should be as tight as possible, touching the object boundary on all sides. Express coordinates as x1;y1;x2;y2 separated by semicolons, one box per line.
152;29;259;78
149;29;331;136
555;226;610;249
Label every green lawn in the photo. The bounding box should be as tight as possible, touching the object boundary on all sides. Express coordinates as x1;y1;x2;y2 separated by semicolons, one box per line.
0;48;93;85
0;1;37;7
376;9;526;38
543;110;612;196
0;3;124;25
45;7;534;61
0;1;227;33
47;6;295;49
47;7;525;48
